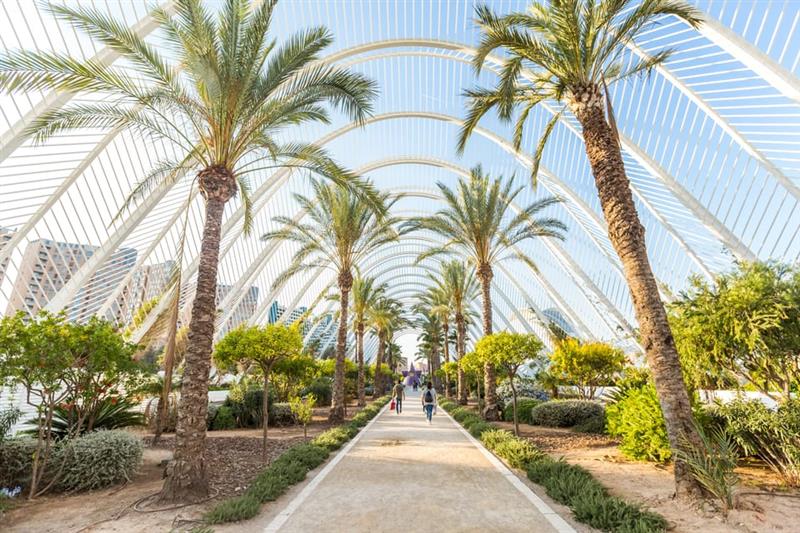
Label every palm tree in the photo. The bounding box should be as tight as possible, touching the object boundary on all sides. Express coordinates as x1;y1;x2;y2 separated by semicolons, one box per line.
414;309;444;392
434;260;480;404
459;0;704;496
0;0;379;503
367;296;405;397
263;180;399;422
405;166;566;419
350;276;387;406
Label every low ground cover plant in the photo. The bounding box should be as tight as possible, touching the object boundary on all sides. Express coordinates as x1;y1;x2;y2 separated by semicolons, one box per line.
205;395;390;524
440;401;666;533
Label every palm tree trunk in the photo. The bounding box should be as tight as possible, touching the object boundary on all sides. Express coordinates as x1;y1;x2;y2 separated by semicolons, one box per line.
443;321;450;398
456;313;468;405
356;322;366;407
573;92;702;497
373;332;385;398
160;166;234;503
330;271;352;423
477;263;499;421
431;337;442;392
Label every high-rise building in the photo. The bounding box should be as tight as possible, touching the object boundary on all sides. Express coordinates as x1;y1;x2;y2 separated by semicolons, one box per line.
109;260;176;324
0;227;14;286
5;238;137;319
266;300;312;335
217;284;260;336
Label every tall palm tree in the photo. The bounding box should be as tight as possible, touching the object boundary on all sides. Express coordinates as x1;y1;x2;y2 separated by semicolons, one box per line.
0;0;378;503
459;0;704;496
405;166;566;419
415;309;444;391
350;276;387;406
264;180;399;422
367;296;405;397
435;260;480;404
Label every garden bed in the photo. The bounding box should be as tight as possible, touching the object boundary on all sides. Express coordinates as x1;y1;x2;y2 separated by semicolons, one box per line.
1;402;368;532
495;414;800;533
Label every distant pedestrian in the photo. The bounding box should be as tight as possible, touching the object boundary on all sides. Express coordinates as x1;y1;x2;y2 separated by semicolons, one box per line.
421;381;437;424
392;379;405;414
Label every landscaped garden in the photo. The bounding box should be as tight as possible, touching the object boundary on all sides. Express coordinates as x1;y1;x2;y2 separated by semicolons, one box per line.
0;0;798;531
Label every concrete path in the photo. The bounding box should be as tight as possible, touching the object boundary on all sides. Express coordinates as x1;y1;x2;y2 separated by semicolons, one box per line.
264;389;575;533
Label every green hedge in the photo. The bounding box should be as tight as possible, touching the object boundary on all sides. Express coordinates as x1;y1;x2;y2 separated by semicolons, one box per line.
205;395;390;524
440;402;664;533
502;398;542;425
530;400;605;429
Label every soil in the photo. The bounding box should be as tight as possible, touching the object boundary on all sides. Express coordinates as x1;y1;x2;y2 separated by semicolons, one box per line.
494;420;800;533
1;404;359;533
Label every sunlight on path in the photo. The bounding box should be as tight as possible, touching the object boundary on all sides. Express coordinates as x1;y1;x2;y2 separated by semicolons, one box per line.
265;388;575;533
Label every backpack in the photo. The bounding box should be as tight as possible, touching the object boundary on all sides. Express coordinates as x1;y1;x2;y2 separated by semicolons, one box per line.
424;389;433;403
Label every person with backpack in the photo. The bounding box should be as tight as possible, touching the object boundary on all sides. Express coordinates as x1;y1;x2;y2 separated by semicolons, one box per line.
421;381;437;424
392;379;405;414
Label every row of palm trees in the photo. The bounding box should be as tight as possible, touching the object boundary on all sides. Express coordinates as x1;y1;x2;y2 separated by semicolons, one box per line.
0;0;708;501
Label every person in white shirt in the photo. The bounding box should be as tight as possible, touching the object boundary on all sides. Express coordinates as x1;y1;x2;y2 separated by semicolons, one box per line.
420;381;437;424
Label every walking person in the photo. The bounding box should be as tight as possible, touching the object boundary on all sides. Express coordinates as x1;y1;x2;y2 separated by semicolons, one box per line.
392;379;405;414
421;381;437;424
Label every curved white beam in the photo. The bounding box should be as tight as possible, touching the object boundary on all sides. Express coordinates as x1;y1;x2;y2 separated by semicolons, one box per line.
695;15;800;104
130;112;638;341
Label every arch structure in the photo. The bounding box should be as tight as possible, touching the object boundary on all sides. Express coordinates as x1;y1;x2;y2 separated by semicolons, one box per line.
0;1;798;366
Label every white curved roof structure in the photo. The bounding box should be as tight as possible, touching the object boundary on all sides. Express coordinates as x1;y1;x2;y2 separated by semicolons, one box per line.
1;0;799;361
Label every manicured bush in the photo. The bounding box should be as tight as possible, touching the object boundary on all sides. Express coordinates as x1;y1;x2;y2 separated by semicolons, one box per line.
573;413;606;434
55;430;143;492
530;400;605;429
502;398;542;425
606;384;671;463
0;437;37;489
268;403;296;426
527;458;666;533
209;405;237;430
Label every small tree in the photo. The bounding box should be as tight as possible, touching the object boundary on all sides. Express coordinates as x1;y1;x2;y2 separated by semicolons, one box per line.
476;332;543;435
0;312;139;498
549;338;626;400
214;323;302;458
289;394;316;440
460;351;485;410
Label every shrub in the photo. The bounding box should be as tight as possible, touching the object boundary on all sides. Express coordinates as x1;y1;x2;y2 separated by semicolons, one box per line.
468;421;493;438
23;396;145;439
480;429;515;450
269;403;296;426
502;398;542;425
527;458;666;532
311;427;352;451
55;430;143;491
530;400;605;429
0;406;20;443
573;413;606;434
210;405;237;430
224;388;276;428
708;398;800;485
301;378;332;406
493;438;543;469
0;437;37;489
675;426;740;515
606;384;671;463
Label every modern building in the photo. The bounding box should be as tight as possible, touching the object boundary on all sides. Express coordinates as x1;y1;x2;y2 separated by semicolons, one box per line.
0;227;14;286
5;238;136;319
217;284;260;336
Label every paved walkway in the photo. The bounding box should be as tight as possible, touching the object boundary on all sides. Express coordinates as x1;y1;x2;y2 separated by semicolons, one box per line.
263;389;575;533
